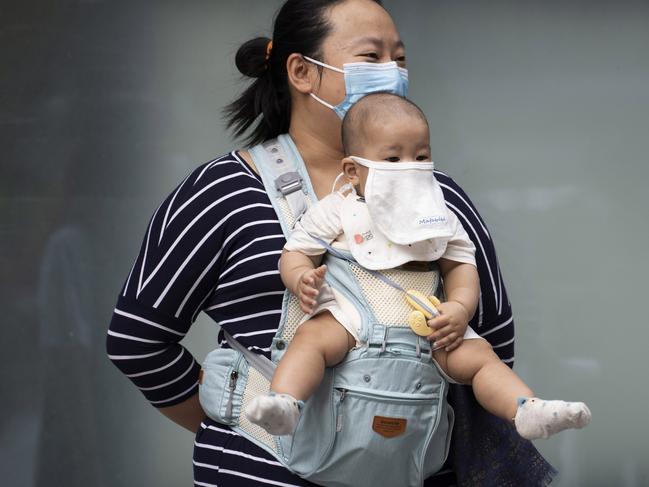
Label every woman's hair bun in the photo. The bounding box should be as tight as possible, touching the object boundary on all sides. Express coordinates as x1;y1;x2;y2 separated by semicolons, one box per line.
235;36;271;78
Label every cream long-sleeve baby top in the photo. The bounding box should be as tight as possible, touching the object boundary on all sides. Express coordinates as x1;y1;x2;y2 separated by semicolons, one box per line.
284;189;476;269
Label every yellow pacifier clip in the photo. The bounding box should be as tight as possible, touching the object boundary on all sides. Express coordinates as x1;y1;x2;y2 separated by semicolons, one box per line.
405;290;441;336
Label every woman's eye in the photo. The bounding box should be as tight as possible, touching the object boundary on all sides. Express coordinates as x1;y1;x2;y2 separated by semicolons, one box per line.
416;155;429;161
361;52;379;60
395;55;407;65
385;156;400;162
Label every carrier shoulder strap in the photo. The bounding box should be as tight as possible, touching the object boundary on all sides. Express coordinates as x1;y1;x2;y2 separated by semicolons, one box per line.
248;134;317;234
224;135;315;380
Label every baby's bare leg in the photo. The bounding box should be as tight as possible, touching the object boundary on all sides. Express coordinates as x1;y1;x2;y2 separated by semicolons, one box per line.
246;311;354;435
271;311;355;401
434;339;533;420
434;339;591;439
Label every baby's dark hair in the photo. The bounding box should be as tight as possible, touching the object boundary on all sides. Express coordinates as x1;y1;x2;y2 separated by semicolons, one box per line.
341;93;428;156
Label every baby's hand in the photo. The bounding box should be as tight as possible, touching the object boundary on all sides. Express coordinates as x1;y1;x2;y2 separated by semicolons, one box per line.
426;301;469;352
297;265;327;314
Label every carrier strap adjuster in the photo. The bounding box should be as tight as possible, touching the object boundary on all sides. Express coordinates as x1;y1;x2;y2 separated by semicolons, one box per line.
275;171;303;196
379;326;389;353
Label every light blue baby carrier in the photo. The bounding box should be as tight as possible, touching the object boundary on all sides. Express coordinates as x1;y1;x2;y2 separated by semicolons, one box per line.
199;134;454;487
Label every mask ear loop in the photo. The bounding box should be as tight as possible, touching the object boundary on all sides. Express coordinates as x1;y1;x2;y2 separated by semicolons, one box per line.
331;172;356;194
331;172;356;195
302;55;345;73
303;55;346;113
349;155;376;168
309;92;337;111
330;172;346;193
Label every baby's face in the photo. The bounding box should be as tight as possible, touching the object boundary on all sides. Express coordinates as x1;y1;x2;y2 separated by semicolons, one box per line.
342;116;431;196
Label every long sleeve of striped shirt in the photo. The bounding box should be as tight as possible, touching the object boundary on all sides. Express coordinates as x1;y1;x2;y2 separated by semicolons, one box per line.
105;153;283;408
436;170;515;366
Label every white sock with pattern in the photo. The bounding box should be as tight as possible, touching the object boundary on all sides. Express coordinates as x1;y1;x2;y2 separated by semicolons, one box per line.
245;393;303;436
514;397;592;440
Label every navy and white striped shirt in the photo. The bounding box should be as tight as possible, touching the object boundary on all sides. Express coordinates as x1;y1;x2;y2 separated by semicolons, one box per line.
107;150;514;486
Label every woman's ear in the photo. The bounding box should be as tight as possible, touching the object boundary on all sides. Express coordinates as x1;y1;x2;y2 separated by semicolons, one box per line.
342;157;359;185
286;53;317;94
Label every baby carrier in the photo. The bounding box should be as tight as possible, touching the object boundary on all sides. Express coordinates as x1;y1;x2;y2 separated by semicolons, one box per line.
198;134;454;487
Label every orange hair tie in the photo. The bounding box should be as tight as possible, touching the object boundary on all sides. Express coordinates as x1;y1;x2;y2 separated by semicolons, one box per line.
265;40;273;62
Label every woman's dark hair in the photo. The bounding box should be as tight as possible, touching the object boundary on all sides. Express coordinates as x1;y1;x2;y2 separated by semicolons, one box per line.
224;0;383;146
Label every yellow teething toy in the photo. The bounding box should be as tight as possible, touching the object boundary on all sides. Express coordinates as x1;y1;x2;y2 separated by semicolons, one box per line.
405;290;441;336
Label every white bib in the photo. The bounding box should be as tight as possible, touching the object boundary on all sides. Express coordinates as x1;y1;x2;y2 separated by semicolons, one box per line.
340;194;449;270
351;157;454;246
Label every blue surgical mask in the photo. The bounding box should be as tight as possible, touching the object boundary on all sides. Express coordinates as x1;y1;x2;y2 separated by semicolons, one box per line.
303;56;409;119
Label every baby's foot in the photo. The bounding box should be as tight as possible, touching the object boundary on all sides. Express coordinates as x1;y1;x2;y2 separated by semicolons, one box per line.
244;393;303;435
514;397;592;440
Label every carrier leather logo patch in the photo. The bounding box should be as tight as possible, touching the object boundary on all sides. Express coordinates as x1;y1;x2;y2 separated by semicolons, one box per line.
372;416;407;438
198;369;204;385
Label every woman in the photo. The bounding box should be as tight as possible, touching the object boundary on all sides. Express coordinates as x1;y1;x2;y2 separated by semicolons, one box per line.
107;0;555;485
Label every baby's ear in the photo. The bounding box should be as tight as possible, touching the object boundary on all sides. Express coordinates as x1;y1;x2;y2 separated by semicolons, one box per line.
341;157;359;185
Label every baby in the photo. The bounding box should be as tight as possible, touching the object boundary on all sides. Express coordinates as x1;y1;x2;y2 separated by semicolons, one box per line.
246;93;591;441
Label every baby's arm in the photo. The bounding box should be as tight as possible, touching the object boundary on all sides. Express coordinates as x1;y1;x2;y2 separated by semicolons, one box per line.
280;250;327;314
427;259;479;351
280;192;345;314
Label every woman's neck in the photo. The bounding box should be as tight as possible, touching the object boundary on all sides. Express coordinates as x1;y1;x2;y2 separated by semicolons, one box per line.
289;116;345;199
289;127;343;170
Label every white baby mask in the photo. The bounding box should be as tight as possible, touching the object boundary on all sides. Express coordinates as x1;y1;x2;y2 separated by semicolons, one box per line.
350;156;453;245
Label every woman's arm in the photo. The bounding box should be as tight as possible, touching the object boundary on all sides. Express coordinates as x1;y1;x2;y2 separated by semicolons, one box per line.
159;394;205;433
106;154;249;430
435;170;516;365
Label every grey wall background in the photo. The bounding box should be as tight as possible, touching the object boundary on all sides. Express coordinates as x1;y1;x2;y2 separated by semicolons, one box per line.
1;0;648;485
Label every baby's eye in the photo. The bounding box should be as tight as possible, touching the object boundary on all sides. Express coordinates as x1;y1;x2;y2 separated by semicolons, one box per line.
385;156;400;162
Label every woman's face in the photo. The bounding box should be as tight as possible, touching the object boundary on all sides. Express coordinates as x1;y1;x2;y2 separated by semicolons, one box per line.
310;0;406;115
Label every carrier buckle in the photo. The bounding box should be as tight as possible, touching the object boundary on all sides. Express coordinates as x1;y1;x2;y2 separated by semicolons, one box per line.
275;172;303;196
379;327;389;354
